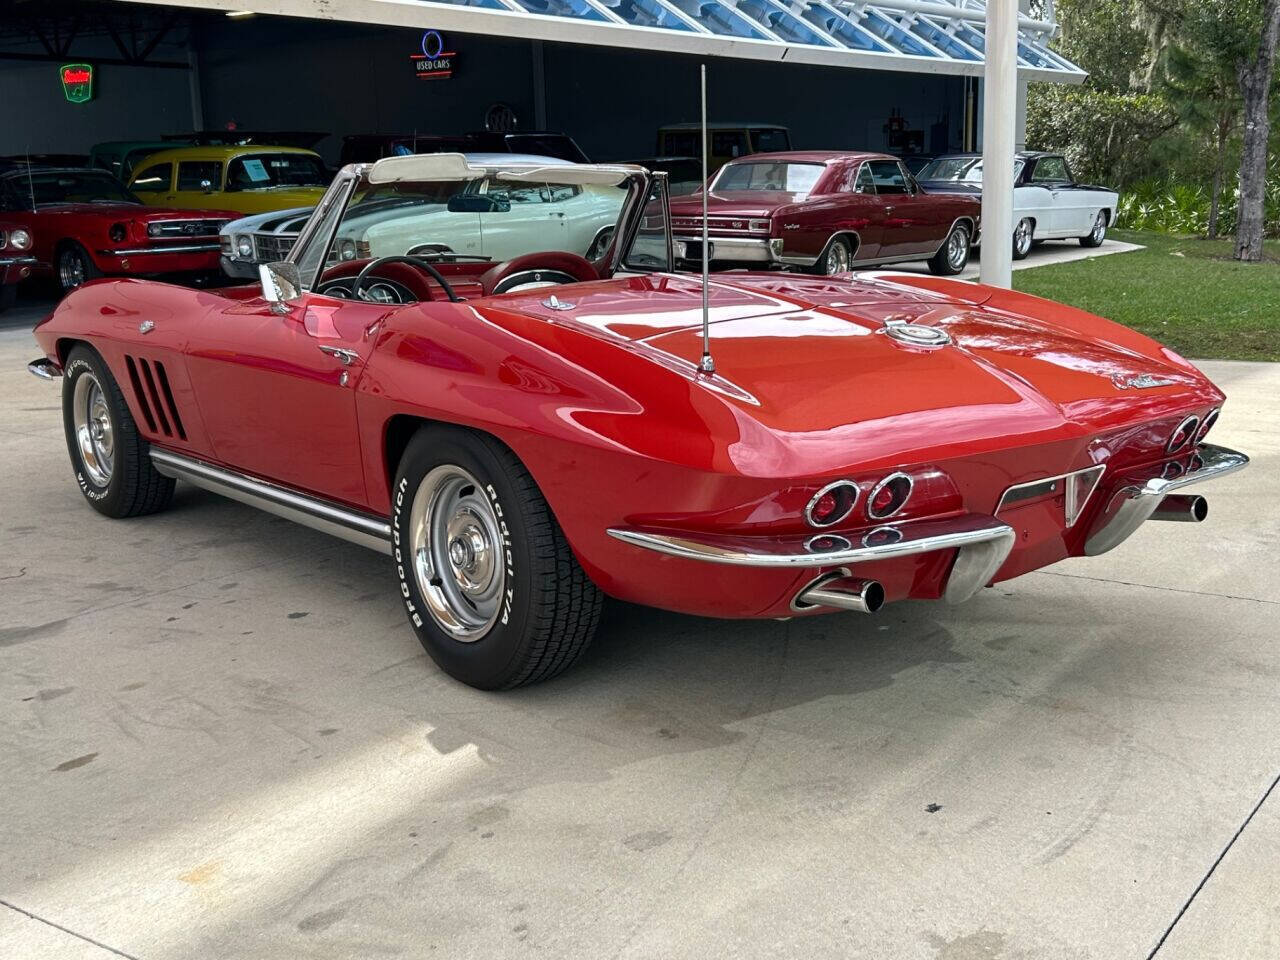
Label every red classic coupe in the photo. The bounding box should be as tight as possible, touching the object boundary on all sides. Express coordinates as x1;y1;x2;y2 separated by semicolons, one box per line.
28;154;1247;690
669;151;982;276
0;167;237;296
1;220;36;311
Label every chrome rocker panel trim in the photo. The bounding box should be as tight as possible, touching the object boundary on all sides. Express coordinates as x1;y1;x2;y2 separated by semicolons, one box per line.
97;243;223;256
1084;443;1249;556
27;358;62;379
608;513;1016;604
150;448;393;555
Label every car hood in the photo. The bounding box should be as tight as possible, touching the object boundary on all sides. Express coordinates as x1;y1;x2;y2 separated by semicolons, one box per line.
32;203;239;222
496;272;1219;465
222;206;316;234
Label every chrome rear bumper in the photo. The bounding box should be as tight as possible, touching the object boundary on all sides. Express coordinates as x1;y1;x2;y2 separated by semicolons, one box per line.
1084;443;1248;555
608;513;1016;604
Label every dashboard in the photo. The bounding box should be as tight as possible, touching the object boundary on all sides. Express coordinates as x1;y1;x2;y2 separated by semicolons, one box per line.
317;277;416;304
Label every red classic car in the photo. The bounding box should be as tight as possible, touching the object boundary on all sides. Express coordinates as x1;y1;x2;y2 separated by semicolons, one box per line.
28;154;1247;690
0;168;238;295
669;151;982;276
0;221;36;311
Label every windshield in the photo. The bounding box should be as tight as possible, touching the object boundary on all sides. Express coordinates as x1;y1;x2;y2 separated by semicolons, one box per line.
298;169;638;288
713;161;823;196
227;153;328;191
21;171;139;206
918;157;1024;183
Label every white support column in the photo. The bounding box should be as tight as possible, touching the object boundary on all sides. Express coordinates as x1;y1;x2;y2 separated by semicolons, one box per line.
979;0;1018;288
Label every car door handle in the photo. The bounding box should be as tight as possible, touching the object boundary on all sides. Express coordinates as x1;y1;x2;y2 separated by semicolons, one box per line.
318;345;360;366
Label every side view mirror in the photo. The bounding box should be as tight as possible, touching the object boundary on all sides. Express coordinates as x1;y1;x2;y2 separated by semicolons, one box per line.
446;194;511;213
259;261;302;315
200;179;214;194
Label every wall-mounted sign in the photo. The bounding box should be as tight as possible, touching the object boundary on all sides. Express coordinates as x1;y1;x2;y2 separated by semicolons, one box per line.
60;63;95;103
411;31;456;80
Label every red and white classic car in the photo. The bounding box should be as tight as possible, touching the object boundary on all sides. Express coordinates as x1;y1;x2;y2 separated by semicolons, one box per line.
29;154;1247;690
0;167;237;296
0;220;36;311
668;150;982;275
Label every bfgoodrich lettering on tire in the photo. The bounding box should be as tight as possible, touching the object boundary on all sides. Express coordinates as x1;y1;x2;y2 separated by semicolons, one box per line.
62;344;174;518
392;425;603;689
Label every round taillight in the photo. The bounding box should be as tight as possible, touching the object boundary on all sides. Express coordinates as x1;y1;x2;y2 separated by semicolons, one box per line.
1196;408;1219;443
1167;415;1199;453
805;481;859;528
109;222;127;243
866;472;913;520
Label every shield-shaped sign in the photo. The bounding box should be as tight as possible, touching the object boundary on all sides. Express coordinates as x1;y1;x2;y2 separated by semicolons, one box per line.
60;63;94;104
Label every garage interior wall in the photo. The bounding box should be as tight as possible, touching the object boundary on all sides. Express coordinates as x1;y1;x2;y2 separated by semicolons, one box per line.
0;13;966;164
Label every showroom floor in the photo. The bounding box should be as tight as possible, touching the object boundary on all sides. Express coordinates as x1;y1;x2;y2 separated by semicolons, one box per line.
2;300;1277;959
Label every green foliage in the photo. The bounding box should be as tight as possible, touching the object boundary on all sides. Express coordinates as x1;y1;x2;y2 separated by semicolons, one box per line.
1114;156;1280;237
1025;85;1174;186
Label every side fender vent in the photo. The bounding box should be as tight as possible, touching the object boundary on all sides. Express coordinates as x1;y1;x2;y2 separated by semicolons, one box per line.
124;355;186;441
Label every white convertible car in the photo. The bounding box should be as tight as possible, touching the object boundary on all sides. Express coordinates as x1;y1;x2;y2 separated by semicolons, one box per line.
916;151;1120;260
218;153;623;279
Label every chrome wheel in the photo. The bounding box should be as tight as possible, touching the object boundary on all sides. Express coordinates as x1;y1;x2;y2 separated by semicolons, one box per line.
947;226;969;269
73;372;113;486
1089;213;1105;244
409;465;505;641
823;240;851;275
1014;219;1033;257
59;248;86;290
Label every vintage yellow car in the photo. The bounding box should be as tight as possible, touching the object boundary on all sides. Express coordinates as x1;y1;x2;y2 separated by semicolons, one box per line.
126;145;330;215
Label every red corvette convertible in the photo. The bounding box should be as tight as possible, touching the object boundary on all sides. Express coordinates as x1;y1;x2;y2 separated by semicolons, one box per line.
28;154;1247;689
0;167;237;296
669;151;982;276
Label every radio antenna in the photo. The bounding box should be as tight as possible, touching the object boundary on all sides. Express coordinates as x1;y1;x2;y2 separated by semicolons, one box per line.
698;63;715;375
26;146;36;211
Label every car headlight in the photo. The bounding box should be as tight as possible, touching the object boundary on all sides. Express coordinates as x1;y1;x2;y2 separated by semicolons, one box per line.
109;223;127;243
338;238;357;261
10;228;31;250
235;235;254;258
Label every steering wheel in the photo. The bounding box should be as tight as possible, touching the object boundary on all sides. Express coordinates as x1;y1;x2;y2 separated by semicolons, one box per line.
353;255;462;304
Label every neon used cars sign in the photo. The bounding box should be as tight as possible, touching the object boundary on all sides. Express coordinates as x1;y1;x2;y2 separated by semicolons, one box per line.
411;31;456;80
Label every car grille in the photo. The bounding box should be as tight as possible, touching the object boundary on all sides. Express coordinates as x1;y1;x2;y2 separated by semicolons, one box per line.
252;232;299;262
148;219;228;238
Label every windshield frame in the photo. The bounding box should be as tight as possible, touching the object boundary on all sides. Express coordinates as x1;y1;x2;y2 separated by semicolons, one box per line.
286;161;662;294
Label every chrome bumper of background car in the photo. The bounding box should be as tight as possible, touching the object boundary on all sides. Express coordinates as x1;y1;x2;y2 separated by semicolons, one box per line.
674;235;783;263
608;513;1016;604
1084;443;1248;555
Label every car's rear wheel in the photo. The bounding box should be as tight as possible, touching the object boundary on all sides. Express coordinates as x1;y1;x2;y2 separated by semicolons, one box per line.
927;222;970;276
62;345;174;518
392;425;603;689
57;242;102;296
1012;218;1033;260
813;237;852;275
1080;212;1107;247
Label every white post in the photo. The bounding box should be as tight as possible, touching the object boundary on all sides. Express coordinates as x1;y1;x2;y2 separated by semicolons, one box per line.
979;0;1018;288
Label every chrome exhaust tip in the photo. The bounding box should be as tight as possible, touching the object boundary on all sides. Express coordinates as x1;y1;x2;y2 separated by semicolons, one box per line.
792;571;885;614
1152;494;1208;522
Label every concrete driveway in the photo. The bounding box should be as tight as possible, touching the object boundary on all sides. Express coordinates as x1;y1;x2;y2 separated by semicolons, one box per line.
0;323;1276;960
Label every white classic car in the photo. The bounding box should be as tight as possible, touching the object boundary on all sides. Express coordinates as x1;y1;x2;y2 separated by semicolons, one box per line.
216;153;619;279
916;151;1120;260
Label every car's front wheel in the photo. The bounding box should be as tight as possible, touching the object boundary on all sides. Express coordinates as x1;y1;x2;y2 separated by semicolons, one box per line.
1080;212;1107;247
927;222;971;276
392;426;603;689
62;345;174;518
57;242;103;296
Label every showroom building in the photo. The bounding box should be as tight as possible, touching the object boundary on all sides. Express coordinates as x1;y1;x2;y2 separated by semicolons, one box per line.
0;0;1082;166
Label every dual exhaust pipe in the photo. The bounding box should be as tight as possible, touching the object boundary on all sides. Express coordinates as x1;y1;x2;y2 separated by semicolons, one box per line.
794;494;1208;615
